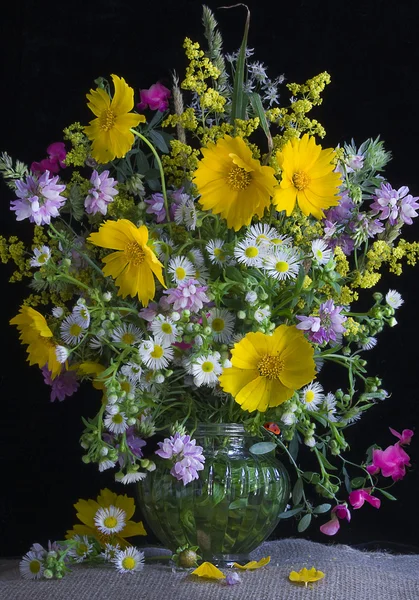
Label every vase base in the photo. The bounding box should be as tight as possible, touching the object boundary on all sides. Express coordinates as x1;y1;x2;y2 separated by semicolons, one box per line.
204;553;249;567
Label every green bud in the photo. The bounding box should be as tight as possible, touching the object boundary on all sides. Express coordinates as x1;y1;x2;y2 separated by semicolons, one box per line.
43;569;53;579
237;311;246;319
82;455;91;464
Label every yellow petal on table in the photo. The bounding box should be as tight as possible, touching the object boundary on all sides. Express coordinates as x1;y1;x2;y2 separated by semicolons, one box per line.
233;556;271;570
289;566;325;587
191;562;226;579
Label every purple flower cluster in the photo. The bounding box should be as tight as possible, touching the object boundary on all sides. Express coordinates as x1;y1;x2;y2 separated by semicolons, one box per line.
145;188;189;223
11;171;67;225
84;170;118;215
296;299;347;345
155;433;205;485
164;279;210;313
42;366;79;402
370;182;419;226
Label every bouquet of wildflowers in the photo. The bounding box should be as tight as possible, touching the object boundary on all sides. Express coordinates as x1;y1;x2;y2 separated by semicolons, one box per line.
1;4;417;541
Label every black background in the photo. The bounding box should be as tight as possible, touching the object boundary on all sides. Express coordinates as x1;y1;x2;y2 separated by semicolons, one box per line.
1;0;419;558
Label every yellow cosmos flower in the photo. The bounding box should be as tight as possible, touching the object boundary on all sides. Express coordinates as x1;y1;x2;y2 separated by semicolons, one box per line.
219;325;316;413
191;562;226;580
233;556;271;570
289;566;325;587
87;219;165;306
273;134;341;219
65;488;146;548
10;306;61;379
85;74;146;164
193;135;277;231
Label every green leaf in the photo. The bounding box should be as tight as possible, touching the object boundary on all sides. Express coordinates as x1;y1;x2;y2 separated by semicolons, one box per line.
289;433;300;462
312;503;332;514
350;477;366;489
316;451;338;471
302;471;320;484
135;148;150;173
247;92;272;152
209;482;226;506
67;184;85;222
379;489;397;501
297;513;312;533
148;130;170;153
342;465;351;494
224;266;245;283
229;5;250;125
229;498;248;510
292;478;304;505
249;442;276;455
278;506;303;519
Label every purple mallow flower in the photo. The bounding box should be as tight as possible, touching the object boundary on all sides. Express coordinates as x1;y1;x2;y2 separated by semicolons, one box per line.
126;426;147;458
296;299;347;345
370;182;419;226
155;433;205;485
42;366;79;402
11;171;66;225
145;188;188;223
84;170;118;215
31;142;67;175
164;279;210;313
137;82;171;112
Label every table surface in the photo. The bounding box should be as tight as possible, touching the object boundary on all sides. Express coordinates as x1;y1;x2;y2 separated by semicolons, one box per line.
1;538;419;600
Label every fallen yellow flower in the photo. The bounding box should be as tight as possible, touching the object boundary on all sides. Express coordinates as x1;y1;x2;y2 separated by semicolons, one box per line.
191;562;226;579
233;556;271;570
289;566;325;587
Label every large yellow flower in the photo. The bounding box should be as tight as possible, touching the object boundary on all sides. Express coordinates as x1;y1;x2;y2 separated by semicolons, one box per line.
87;219;165;306
10;306;61;379
65;488;146;548
85;74;146;164
219;325;315;413
193;135;277;231
273;134;341;219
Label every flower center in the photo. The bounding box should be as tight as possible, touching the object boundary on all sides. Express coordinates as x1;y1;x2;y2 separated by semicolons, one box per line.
175;266;187;280
113;414;123;424
104;516;118;529
245;246;259;258
258;354;284;380
292;170;311;191
211;318;225;332
122;332;135;344
151;345;164;359
29;560;41;574
227;165;252;191
202;361;214;373
122;557;136;570
38;253;48;264
275;261;289;273
125;241;146;265
99;108;117;131
121;381;131;393
161;323;173;334
70;323;83;336
305;390;315;403
77;544;88;556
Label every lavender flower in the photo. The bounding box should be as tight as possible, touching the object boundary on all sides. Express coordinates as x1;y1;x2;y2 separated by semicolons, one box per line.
41;366;79;402
370;182;419;226
155;433;205;485
296;299;347;345
84;170;118;215
145;192;167;222
164;279;210;313
324;190;355;224
11;171;66;225
126;426;147;458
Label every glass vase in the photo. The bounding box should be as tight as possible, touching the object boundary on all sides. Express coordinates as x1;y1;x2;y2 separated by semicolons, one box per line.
136;423;290;565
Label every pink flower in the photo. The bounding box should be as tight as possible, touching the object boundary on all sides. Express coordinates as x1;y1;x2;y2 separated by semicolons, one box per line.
137;82;171;112
389;427;414;445
320;504;351;536
366;443;411;481
348;489;381;510
31;142;67;175
84;169;118;215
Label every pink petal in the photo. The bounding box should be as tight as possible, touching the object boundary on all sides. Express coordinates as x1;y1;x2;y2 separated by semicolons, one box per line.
320;516;340;536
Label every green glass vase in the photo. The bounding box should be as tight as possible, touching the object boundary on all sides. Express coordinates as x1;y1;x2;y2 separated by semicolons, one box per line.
136;423;290;565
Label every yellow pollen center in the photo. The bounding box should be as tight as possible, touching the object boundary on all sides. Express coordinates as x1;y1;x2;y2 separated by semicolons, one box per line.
29;561;41;574
77;544;88;556
292;170;311;191
121;381;131;393
122;557;136;570
161;323;172;334
245;246;259;258
275;261;289;273
271;238;283;245
258;354;284;380
125;241;146;266
175;267;186;280
202;361;214;373
122;333;135;344
305;390;315;403
99;108;117;131
227;165;252;191
113;414;123;424
211;318;225;332
39;253;48;263
69;323;82;336
104;516;118;529
151;345;164;359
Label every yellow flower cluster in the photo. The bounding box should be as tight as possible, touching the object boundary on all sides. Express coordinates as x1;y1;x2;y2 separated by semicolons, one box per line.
181;38;220;95
0;235;31;282
63;122;90;167
338;285;359;305
352;269;381;289
334;246;350;277
107;189;139;222
161;140;200;187
199;88;226;112
163;107;198;132
343;317;363;337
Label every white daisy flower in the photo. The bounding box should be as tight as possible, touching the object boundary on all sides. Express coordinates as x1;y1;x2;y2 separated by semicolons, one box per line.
168;256;195;284
99;458;117;472
281;411;296;425
234;239;265;267
254;306;271;322
119;471;147;484
55;345;70;363
30;245;51;267
119;377;138;396
262;247;301;280
120;361;143;382
207;308;235;343
187;248;205;267
52;306;64;318
139;337;174;370
73;304;91;328
386;289;404;309
19;551;44;580
192;263;210;284
323;392;338;422
191;354;223;387
360;336;377;351
269;234;293;248
104;411;129;434
112;547;145;574
101;543;121;561
245;223;279;245
300;381;325;411
206;239;229;265
94;505;127;535
111;323;143;345
311;239;332;265
150;314;178;343
60;315;85;345
67;535;94;563
89;335;105;354
174;198;197;230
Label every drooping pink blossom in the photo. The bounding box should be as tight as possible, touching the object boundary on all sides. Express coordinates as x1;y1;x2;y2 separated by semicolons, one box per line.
320;504;351;536
137;82;171;112
31;142;67;175
348;489;381;510
389;427;414;445
366;443;411;481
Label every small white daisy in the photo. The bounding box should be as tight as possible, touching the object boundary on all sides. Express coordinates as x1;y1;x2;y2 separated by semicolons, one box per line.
119;377;138;396
120;361;143;382
269;234;293;248
67;535;94;563
112;547;145;574
72;303;90;328
192;263;210;284
386;289;404;309
300;381;325;411
94;505;127;535
174;198;197;230
207;308;235;343
254;306;271;322
262;247;301;280
191;354;223;387
245;223;280;245
311;239;332;265
30;245;51;267
245;290;258;305
234;239;265;267
99;458;117;472
119;471;147;484
323;392;338;422
89;335;105;354
150;314;178;343
187;248;205;267
206;239;229;265
360;336;377;351
52;306;64;318
19;551;44;580
111;323;143;345
101;543;121;561
60;315;85;345
168;256;195;284
55;345;70;363
104;411;129;434
139;337;174;370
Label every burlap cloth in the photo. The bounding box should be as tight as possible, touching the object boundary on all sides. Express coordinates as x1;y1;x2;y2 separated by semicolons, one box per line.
1;538;419;600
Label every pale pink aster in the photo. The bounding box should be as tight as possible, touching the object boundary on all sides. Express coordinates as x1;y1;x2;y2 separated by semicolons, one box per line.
42;366;79;402
370;182;419;226
164;279;210;313
11;171;66;225
155;433;205;485
84;170;118;215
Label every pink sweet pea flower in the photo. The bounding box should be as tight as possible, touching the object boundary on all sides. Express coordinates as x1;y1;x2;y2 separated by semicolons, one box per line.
348;489;381;510
137;82;171;112
389;427;414;445
320;504;351;536
31;142;67;175
366;443;411;481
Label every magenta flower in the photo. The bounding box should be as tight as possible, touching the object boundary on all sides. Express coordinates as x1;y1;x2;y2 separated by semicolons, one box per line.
11;171;67;225
370;182;419;226
389;427;414;445
164;279;210;313
366;443;411;481
155;433;205;485
296;299;346;345
42;366;79;402
137;82;171;112
348;489;381;510
84;169;118;215
31;142;67;175
320;504;351;536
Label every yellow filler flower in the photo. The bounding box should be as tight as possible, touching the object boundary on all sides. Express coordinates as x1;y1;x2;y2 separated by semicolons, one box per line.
219;325;315;413
10;306;61;378
85;74;146;164
88;219;165;306
193;135;277;231
273;134;341;219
